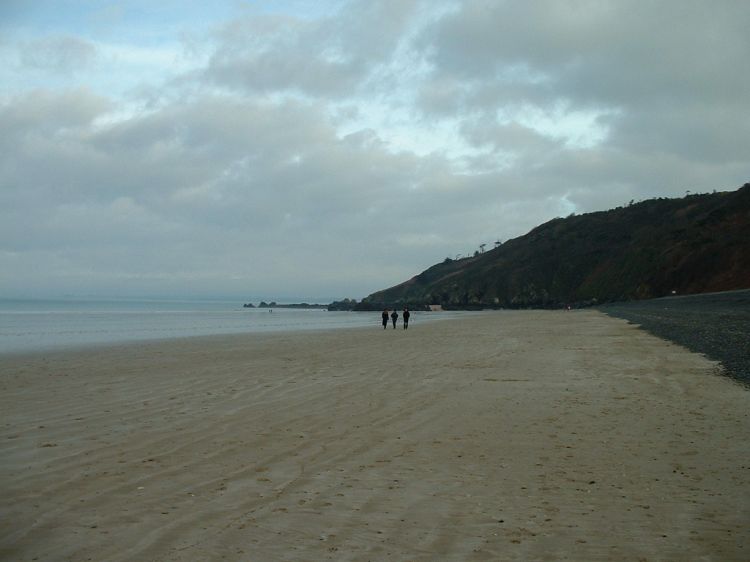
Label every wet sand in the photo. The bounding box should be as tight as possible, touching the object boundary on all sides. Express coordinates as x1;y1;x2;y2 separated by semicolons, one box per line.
1;311;748;561
600;289;750;385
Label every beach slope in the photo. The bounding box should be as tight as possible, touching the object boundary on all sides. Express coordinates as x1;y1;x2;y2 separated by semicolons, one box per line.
1;311;748;561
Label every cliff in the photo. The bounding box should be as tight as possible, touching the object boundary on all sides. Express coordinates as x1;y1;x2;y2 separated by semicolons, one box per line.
360;183;750;309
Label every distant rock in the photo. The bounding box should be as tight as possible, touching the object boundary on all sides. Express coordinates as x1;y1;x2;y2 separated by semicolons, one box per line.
327;298;358;311
252;301;327;309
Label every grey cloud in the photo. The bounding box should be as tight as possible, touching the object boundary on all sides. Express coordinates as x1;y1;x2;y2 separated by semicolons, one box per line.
204;0;427;98
0;89;114;207
423;1;750;97
419;1;750;147
2;1;748;299
0;88;110;133
20;35;97;73
459;118;563;155
1;88;494;297
205;11;365;96
404;0;749;215
605;100;750;164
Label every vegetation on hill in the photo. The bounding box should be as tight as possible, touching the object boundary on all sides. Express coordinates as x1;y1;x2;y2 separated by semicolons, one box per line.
359;184;750;309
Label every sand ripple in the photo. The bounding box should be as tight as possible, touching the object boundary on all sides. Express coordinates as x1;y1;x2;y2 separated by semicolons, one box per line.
2;312;749;560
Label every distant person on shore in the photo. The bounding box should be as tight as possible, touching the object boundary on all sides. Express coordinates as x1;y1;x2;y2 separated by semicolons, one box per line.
403;307;410;329
382;309;389;329
390;309;399;329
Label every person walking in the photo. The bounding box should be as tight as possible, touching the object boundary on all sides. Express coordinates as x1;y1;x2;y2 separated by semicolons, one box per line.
402;307;410;329
390;309;399;329
382;309;389;329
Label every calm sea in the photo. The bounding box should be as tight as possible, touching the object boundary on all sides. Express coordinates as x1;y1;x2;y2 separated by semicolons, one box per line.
0;298;449;354
0;299;394;353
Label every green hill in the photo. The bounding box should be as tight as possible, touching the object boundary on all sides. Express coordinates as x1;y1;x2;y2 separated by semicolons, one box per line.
360;183;750;309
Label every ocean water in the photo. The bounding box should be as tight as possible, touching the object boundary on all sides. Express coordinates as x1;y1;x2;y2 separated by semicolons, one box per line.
0;299;447;354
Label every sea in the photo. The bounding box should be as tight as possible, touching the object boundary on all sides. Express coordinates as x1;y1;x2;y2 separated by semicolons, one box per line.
0;298;456;354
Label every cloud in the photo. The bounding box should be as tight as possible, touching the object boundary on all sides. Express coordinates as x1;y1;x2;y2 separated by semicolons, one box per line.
402;0;750;209
1;0;748;299
203;0;431;99
204;11;362;97
0;89;479;297
0;87;110;131
20;35;97;73
418;1;750;160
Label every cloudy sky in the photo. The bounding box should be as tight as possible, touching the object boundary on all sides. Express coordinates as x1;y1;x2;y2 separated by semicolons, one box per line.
1;1;748;301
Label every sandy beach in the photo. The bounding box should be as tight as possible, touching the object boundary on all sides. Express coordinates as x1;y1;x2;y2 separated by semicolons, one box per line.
1;310;748;561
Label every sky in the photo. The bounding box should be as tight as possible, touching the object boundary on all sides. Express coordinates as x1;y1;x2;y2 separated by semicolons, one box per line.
1;0;748;301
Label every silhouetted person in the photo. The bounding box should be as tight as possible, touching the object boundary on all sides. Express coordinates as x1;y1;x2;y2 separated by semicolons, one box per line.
403;307;410;329
382;309;389;329
390;309;398;329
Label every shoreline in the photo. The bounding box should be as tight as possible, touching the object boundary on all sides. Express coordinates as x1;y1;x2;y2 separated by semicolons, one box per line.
2;310;748;561
0;305;472;357
600;289;750;385
0;318;376;361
